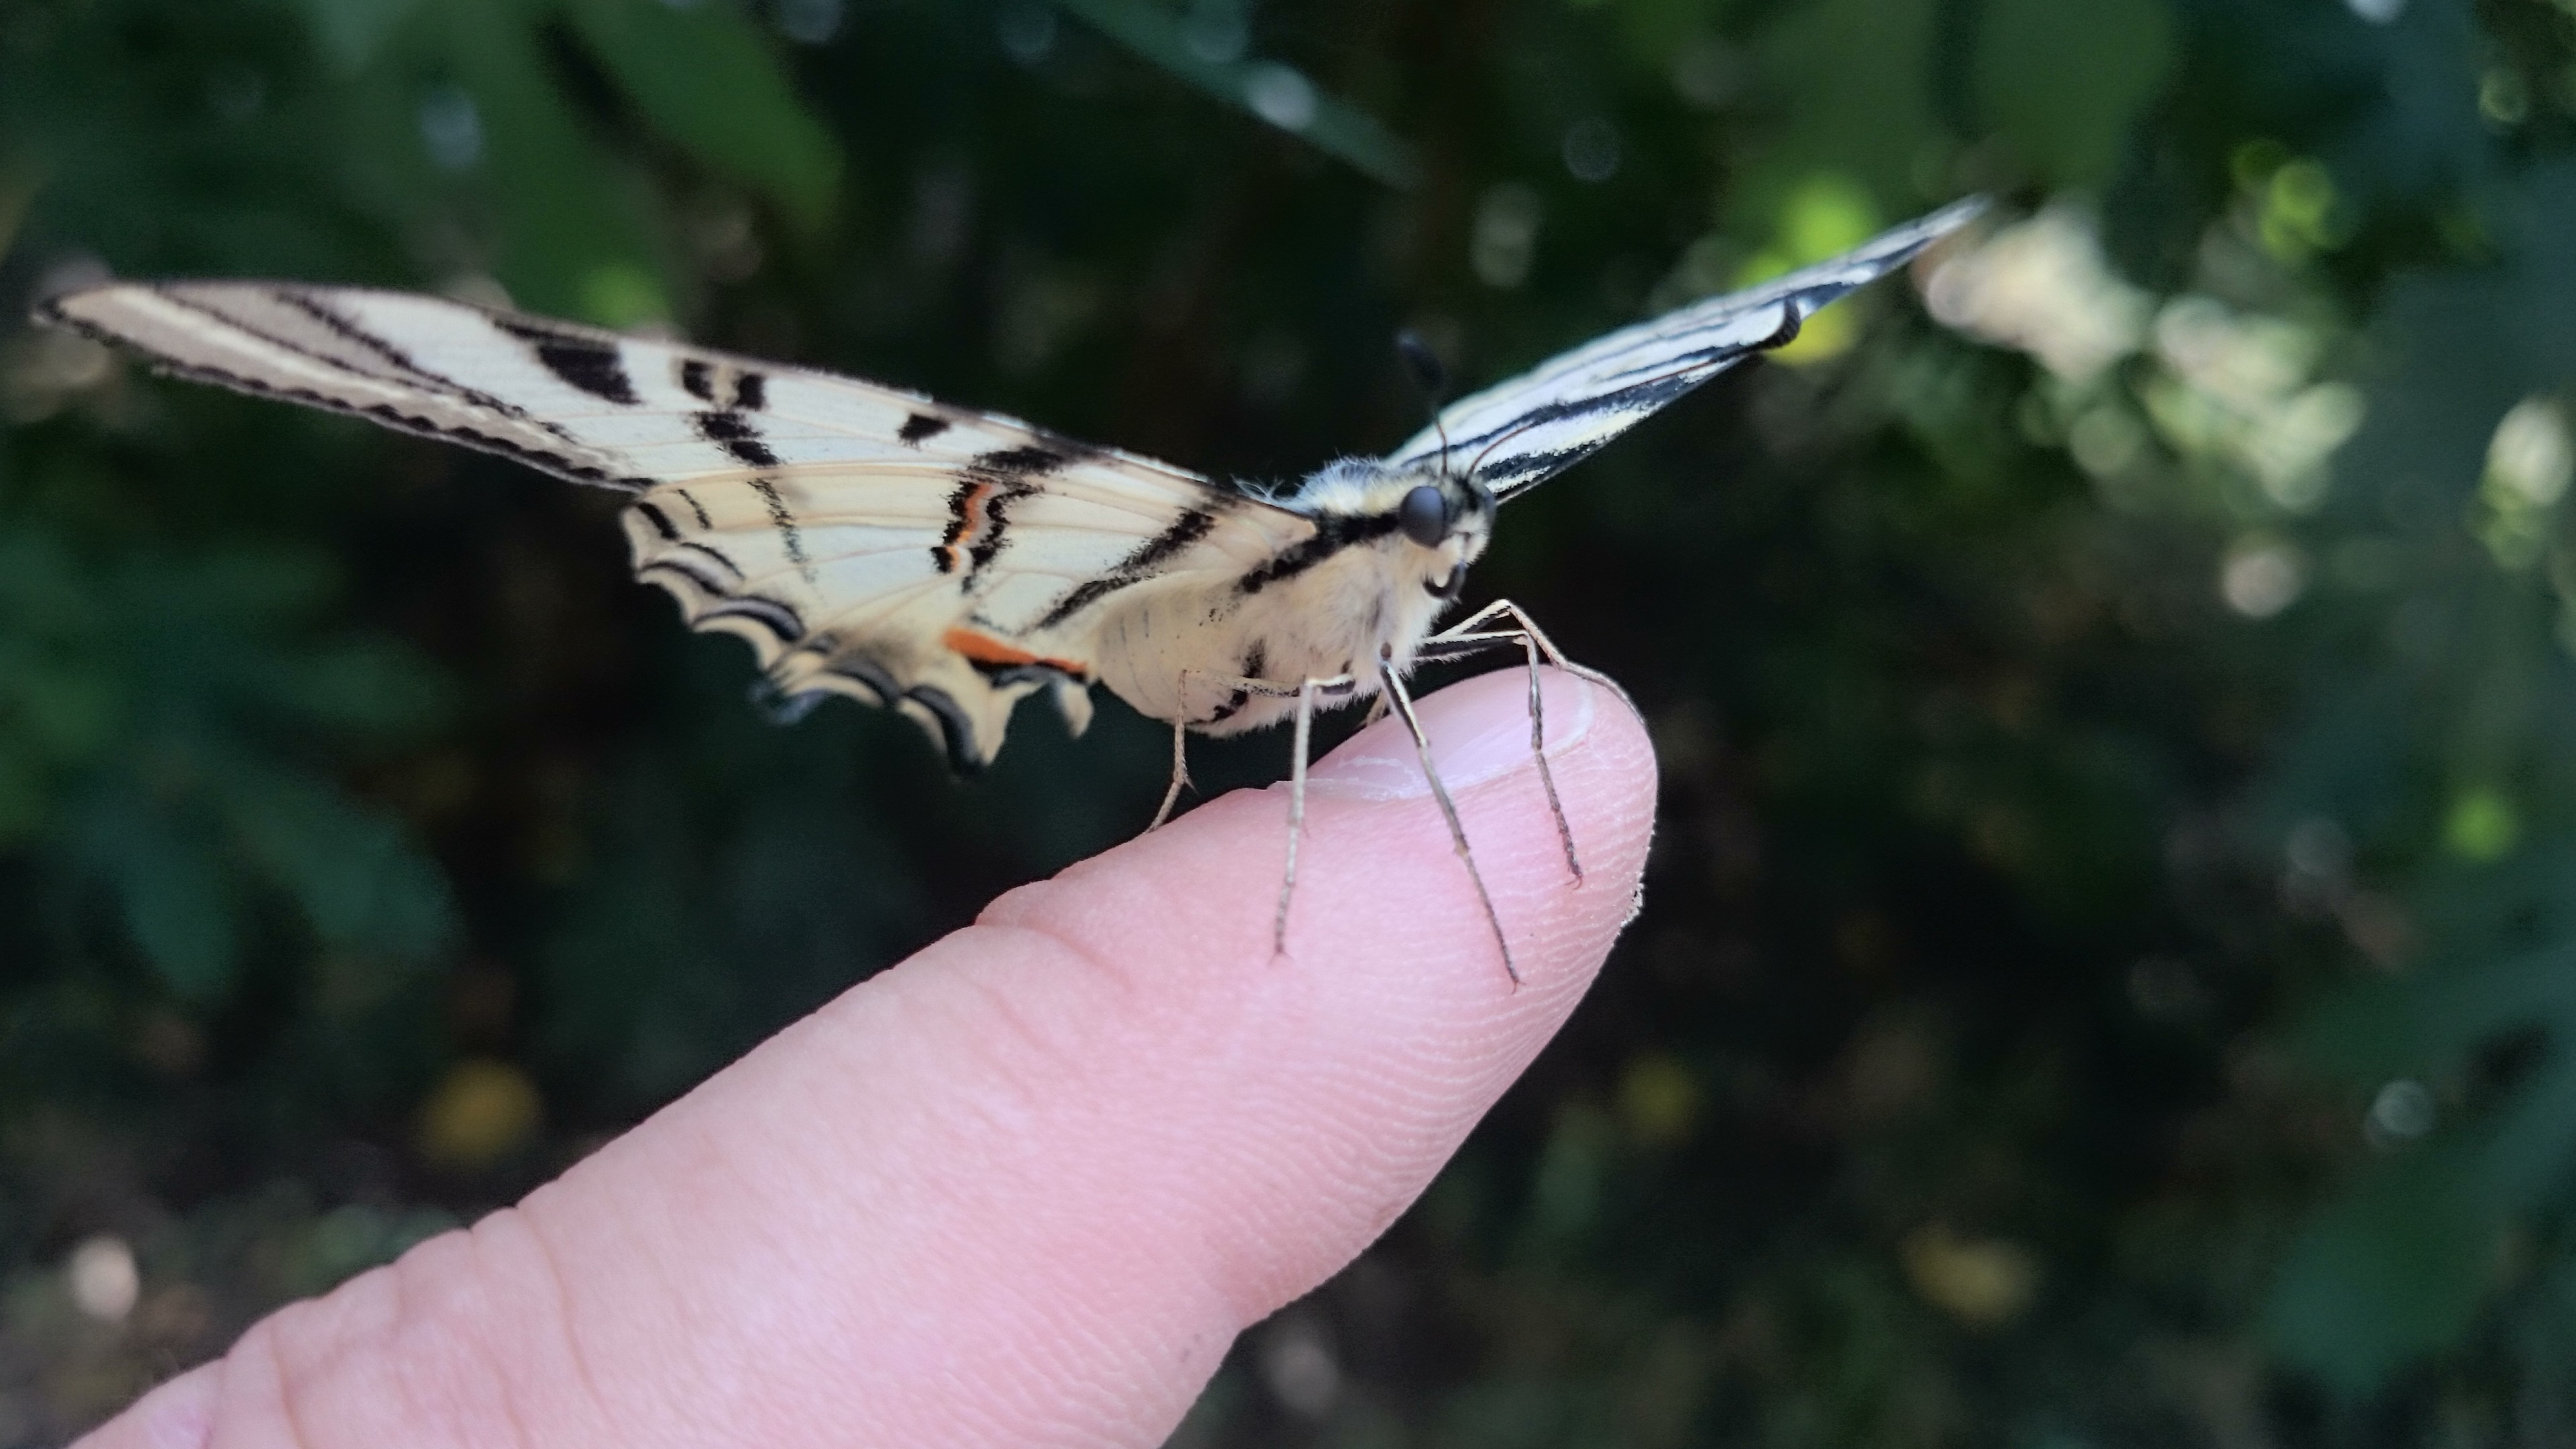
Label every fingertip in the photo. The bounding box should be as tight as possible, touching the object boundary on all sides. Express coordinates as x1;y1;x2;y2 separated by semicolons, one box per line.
966;663;1655;1319
990;663;1654;1008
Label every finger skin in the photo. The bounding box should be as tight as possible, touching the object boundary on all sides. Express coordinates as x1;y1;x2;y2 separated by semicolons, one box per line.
78;667;1656;1449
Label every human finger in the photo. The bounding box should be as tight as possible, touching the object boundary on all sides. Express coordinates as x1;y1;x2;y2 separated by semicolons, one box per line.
78;665;1656;1449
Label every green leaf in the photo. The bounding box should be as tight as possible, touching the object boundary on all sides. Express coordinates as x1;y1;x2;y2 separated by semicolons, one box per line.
2298;938;2576;1084
2481;1052;2576;1205
2332;163;2576;527
0;749;48;844
282;639;451;739
2265;1140;2501;1395
284;0;424;72
1048;0;1418;189
1730;0;1943;233
1975;0;2173;186
8;661;123;762
559;0;842;233
227;770;458;962
78;792;241;998
428;0;669;319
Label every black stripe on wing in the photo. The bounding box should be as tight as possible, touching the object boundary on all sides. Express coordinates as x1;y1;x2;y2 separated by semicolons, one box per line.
930;445;1077;578
38;298;652;494
269;290;574;438
1447;364;1711;492
695;410;780;468
33;288;657;493
1411;199;1986;500
1032;502;1228;629
496;318;640;404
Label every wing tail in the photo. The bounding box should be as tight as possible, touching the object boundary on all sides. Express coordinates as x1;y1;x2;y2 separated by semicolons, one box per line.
39;282;652;492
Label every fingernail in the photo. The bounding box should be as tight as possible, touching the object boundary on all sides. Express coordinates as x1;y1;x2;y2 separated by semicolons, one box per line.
1305;668;1598;800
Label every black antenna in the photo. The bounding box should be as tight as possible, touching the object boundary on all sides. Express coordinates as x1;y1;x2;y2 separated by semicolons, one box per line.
1395;328;1454;475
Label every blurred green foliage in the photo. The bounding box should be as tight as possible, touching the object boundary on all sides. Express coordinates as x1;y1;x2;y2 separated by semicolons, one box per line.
11;0;2576;1442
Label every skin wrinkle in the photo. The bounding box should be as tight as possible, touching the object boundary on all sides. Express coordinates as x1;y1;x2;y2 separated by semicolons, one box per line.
944;956;1318;1328
515;1128;735;1436
633;929;1246;1446
258;1299;347;1444
491;1208;612;1443
219;1324;294;1449
382;1242;540;1449
917;948;1256;1432
943;924;1152;1120
896;1123;1198;1434
259;1297;364;1449
867;939;1220;1258
629;1116;880;1444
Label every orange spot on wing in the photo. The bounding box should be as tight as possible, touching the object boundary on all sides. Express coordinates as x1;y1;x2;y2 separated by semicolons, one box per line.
942;627;1090;678
942;482;994;573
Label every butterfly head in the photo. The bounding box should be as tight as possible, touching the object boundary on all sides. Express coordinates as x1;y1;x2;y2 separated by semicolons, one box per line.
1392;472;1495;594
1287;459;1493;611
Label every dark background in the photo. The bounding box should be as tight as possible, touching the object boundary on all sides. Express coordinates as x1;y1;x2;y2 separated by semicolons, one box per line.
7;0;2576;1443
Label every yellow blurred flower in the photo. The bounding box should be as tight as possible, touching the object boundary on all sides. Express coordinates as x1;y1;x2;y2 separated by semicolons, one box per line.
419;1059;543;1171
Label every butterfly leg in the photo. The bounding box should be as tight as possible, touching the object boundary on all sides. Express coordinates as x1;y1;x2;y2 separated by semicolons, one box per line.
1430;597;1612;686
1416;598;1603;885
1146;718;1192;832
1167;667;1361;956
1376;655;1519;986
1415;628;1582;885
1277;675;1324;958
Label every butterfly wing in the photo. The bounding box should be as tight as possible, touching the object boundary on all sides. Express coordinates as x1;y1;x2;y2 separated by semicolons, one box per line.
1389;197;1986;499
39;282;1314;770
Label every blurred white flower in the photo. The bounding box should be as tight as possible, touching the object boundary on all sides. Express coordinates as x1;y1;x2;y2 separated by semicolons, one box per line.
2154;296;2315;404
67;1235;139;1323
2475;397;2570;569
1923;206;2149;384
2247;383;2365;511
2141;296;2359;513
2487;397;2572;508
2222;540;2306;618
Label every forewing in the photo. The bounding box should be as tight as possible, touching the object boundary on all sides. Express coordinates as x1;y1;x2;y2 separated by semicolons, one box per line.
40;281;1313;769
1390;197;1986;498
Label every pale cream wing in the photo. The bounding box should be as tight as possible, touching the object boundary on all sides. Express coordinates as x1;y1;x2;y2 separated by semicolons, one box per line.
40;281;1316;769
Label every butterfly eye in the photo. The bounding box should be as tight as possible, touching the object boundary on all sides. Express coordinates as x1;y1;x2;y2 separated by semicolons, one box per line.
1398;484;1450;548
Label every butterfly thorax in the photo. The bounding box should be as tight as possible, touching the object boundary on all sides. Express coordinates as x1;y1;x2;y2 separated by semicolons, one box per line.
1087;459;1494;737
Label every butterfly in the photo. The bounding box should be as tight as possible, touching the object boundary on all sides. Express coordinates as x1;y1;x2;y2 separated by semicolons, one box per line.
36;196;1983;982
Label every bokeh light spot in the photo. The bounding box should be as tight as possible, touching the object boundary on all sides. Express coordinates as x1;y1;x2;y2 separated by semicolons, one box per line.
2443;788;2520;863
419;1059;543;1171
66;1235;139;1323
